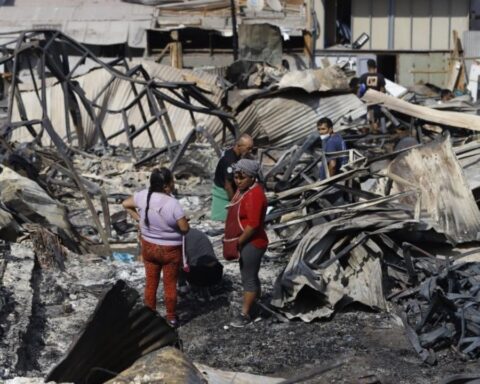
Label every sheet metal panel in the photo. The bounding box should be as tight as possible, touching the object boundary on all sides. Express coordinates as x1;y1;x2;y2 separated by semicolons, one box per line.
411;0;430;51
10;61;227;148
397;52;448;88
431;0;450;51
237;93;366;147
464;31;480;74
393;0;411;50
351;0;372;50
352;0;469;51
0;0;153;47
450;0;470;49
371;0;389;50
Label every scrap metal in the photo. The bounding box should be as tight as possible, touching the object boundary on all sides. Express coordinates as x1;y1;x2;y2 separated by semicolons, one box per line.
46;280;178;384
0;29;237;252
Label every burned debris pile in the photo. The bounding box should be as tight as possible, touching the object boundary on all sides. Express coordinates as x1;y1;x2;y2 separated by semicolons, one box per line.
1;28;480;383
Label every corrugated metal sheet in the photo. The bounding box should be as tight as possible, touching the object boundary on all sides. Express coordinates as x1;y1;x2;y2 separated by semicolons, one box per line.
47;280;178;384
352;0;469;51
11;60;227;148
397;52;449;88
464;31;480;75
236;93;366;147
0;0;153;47
153;0;307;37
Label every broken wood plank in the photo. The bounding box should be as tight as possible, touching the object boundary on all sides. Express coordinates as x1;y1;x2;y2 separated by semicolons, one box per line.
362;89;480;132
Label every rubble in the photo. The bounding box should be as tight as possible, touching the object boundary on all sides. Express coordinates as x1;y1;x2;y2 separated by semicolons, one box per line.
0;166;82;252
1;26;480;384
47;281;178;384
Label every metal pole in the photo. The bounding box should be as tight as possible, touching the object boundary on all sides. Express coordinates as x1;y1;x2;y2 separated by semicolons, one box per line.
230;0;239;61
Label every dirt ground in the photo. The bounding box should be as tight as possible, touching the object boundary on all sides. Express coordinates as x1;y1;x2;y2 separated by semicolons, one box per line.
2;243;478;384
176;255;478;384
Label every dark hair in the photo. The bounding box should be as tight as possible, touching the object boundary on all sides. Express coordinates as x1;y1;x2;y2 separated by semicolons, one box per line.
145;167;173;228
317;117;333;128
367;59;377;69
349;77;359;92
440;89;453;98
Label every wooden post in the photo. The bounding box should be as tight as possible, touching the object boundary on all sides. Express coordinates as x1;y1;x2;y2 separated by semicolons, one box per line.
447;30;467;91
304;0;314;68
170;31;183;69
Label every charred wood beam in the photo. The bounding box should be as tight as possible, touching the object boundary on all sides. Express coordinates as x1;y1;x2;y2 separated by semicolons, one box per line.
270;191;416;230
6;31;25;124
1;29;238;155
61;82;73;144
196;125;221;157
134;142;181;167
43;51;108;148
40;114;111;252
146;87;172;158
13;86;41;142
122;110;137;161
46;160;112;239
65;52;88;81
169;125;222;171
151;87;237;138
169;128;197;172
124;66;155;147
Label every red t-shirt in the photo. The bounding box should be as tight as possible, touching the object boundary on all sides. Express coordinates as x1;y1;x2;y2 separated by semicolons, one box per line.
239;184;269;249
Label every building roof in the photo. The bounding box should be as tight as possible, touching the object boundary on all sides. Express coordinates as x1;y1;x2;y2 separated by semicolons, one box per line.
0;0;154;46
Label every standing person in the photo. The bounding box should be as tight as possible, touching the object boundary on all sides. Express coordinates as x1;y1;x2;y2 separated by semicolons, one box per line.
223;159;268;328
359;59;386;94
359;59;386;131
211;134;254;221
122;168;189;327
317;117;347;180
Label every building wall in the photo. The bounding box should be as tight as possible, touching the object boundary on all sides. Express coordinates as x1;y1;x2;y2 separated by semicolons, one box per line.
397;52;450;87
352;0;469;51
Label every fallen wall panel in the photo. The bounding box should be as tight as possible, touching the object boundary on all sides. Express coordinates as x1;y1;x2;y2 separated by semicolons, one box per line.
388;135;480;244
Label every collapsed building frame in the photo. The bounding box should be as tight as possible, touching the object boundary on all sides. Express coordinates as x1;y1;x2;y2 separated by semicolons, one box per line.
0;29;238;252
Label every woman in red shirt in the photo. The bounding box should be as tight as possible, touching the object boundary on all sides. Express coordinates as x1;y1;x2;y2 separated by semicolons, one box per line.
223;159;268;327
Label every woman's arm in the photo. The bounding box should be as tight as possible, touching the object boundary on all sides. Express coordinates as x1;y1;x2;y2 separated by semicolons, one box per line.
238;187;266;248
238;225;256;248
122;196;140;222
176;217;190;235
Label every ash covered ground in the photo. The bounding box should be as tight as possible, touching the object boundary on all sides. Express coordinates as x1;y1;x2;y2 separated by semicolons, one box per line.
3;220;477;384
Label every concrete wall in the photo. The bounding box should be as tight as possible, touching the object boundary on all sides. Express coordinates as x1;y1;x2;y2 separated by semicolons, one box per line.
351;0;469;51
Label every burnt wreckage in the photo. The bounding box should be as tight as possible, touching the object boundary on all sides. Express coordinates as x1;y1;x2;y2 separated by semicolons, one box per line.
261;122;480;363
0;29;237;253
0;28;480;382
